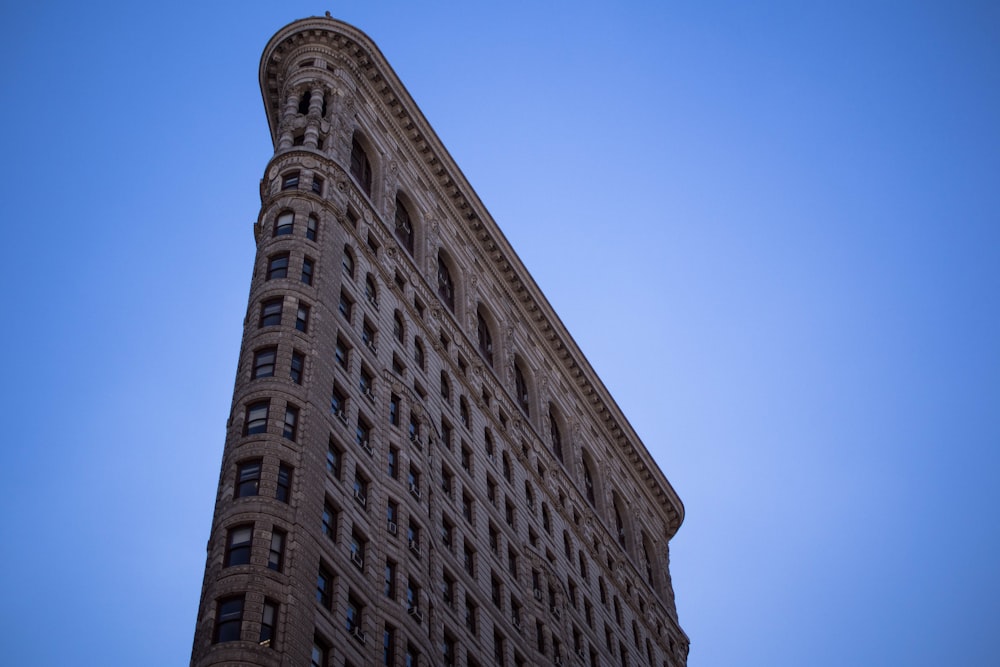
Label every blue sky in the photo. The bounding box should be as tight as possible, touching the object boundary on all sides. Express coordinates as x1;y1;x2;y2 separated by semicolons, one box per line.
2;2;998;666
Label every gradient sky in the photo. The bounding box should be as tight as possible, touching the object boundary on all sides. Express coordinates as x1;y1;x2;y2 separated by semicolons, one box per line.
2;2;998;666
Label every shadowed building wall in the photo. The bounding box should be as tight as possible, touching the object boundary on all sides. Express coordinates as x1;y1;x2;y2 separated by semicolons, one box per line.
190;15;689;667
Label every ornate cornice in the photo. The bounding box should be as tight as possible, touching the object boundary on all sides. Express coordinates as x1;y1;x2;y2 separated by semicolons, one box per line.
260;16;685;536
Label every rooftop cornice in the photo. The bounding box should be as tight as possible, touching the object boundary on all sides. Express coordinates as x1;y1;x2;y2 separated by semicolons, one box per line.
259;16;685;535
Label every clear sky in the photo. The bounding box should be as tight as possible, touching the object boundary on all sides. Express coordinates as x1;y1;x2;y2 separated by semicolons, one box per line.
2;2;998;666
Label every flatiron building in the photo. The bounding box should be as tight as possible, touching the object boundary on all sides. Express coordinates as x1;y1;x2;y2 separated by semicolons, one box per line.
190;15;689;667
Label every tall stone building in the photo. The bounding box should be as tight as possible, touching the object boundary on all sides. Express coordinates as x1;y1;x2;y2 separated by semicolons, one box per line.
191;16;688;667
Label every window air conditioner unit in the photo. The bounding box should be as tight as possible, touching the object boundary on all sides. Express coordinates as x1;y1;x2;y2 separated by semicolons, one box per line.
364;387;375;400
367;340;378;354
351;627;367;644
554;657;562;666
361;440;374;456
533;588;542;601
353;490;366;506
409;484;421;499
575;649;585;659
368;295;379;309
387;521;398;535
551;606;561;619
337;410;348;426
407;605;423;622
408;540;421;556
350;552;364;569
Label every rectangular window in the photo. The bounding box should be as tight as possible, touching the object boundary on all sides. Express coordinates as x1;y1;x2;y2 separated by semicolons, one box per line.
387;500;398;531
330;385;346;420
276;464;292;503
463;542;475;576
213;595;244;643
244;400;269;435
346;595;363;632
362;321;377;352
491;573;502;608
464;595;477;633
295;303;310;332
274;211;294;236
306;215;318;241
387;447;398;479
407;521;421;556
290;350;304;384
259;600;277;648
283;405;299;441
350;530;366;569
282;171;300;190
322;501;337;541
493;630;505;665
354;474;369;507
301;257;314;285
441;516;454;549
356;418;371;450
406;577;420;613
338;290;353;321
267;253;289;280
443;570;455;606
389;394;399;426
312;175;324;194
268;529;286;571
441;466;453;497
383;626;395;666
224;524;253;566
360;369;374;399
253;347;277;378
311;636;329;667
462;493;473;523
236;460;261;497
260;297;283;327
327;440;342;478
384;560;396;599
443;634;456;667
317;565;333;609
335;336;349;369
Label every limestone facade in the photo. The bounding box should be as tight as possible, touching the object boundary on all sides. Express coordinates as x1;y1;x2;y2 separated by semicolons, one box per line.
190;15;689;667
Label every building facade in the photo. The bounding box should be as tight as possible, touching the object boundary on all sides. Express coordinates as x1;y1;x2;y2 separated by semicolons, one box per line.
190;16;688;667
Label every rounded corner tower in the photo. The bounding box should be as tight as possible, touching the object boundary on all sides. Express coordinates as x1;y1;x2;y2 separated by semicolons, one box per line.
191;16;688;667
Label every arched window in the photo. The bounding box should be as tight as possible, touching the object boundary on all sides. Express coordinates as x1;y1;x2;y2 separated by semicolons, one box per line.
440;370;451;401
484;428;494;459
477;307;493;366
394;197;414;255
614;499;627;548
549;405;563;462
350;134;372;196
414;337;425;370
365;274;378;307
394;310;405;343
342;245;355;279
459;398;470;429
437;253;455;312
582;457;596;507
641;534;655;587
514;362;530;418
